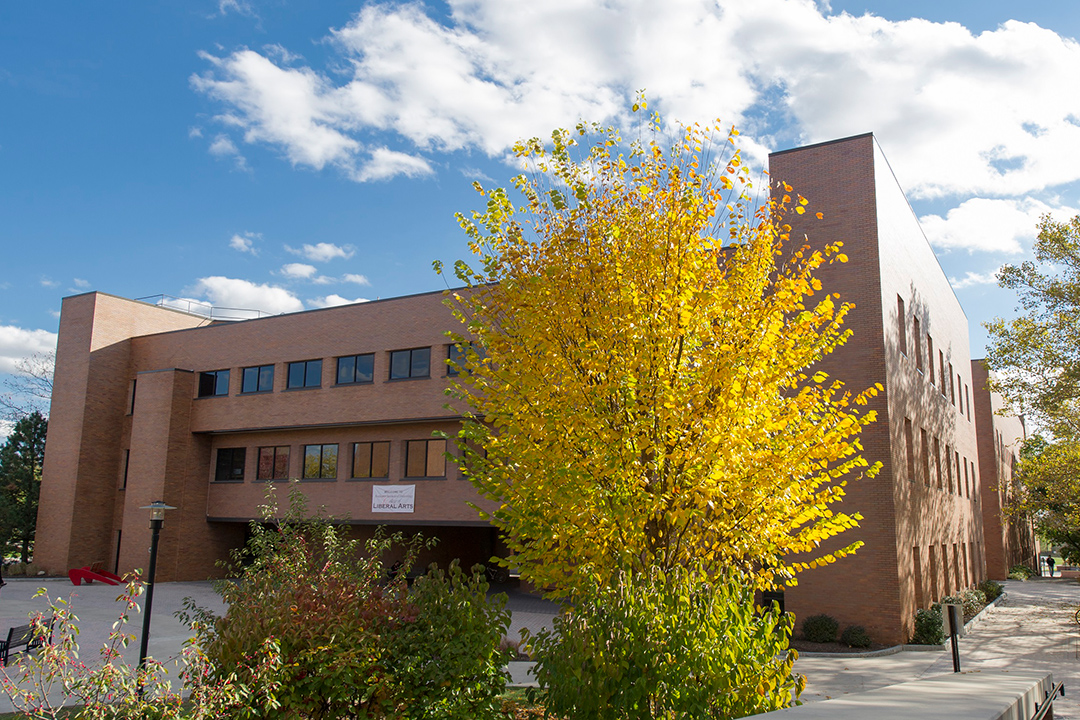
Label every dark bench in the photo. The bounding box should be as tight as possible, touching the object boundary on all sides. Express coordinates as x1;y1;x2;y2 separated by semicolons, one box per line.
0;617;52;665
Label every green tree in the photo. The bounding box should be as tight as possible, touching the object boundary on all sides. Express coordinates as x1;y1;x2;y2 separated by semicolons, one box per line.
986;215;1080;439
0;410;47;563
440;108;881;598
1007;435;1080;563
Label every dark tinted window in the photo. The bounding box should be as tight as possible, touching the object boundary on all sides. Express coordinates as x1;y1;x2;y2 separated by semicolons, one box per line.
352;441;390;478
287;359;322;389
242;365;274;393
198;370;230;397
337;354;375;384
257;446;290;480
405;439;446;477
390;348;430;379
215;448;246;482
303;444;338;479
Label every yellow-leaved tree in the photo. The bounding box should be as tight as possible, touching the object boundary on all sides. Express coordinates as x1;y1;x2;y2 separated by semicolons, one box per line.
439;108;880;598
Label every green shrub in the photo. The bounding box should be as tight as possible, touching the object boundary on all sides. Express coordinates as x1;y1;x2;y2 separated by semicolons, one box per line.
978;579;1004;602
910;605;944;645
189;484;511;720
528;567;804;720
802;613;839;643
1008;564;1035;580
839;625;871;648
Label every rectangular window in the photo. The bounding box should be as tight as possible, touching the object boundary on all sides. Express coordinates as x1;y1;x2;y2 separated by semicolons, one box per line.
971;461;978;498
941;543;951;595
121;449;129;490
921;429;930;486
287;359;323;389
390;347;431;380
957;374;963;412
952;543;960;592
948;364;955;405
965;385;971;419
242;365;274;394
447;343;475;376
961;542;969;587
257;446;290;480
963;457;970;498
405;438;446;477
303;444;338;479
955;451;962;496
913;546;924;608
198;369;230;397
914;318;923;371
352;441;390;478
337;354;375;385
128;379;137;414
904;418;915;482
927;336;935;385
939;350;947;393
897;296;907;355
945;443;953;493
933;436;942;488
927;545;938;601
215;448;246;482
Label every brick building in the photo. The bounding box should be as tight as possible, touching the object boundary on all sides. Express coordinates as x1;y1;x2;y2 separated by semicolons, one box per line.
36;133;1033;646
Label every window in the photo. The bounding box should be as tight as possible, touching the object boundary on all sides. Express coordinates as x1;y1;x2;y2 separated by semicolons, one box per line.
933;436;942;488
303;444;338;479
257;446;290;480
955;451;962;496
337;354;374;385
215;448;246;482
405;438;446;477
287;359;323;389
945;443;953;492
963;457;970;498
920;429;930;486
897;296;907;355
242;365;274;393
447;343;468;376
939;350;946;392
121;449;129;490
198;370;230;397
913;546;924;608
352;441;390;478
948;363;955;405
913;318;923;371
957;373;963;411
904;418;915;482
965;384;971;419
927;336;935;385
390;347;431;379
127;379;137;414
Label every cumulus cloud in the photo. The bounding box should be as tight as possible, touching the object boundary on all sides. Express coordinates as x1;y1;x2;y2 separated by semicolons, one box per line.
208;133;249;170
0;325;58;375
186;276;304;314
308;294;370;308
286;242;354;262
39;278;59;289
280;262;317;279
343;273;370;286
72;278;90;289
919;198;1078;254
230;231;259;253
190;0;1080;200
950;269;1002;290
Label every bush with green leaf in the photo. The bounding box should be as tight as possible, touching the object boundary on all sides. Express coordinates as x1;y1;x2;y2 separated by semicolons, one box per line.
978;579;1004;602
1008;564;1036;580
528;566;804;720
910;605;944;645
189;484;511;719
839;625;871;649
801;614;839;643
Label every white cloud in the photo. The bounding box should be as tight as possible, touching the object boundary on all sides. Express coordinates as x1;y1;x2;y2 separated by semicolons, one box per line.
39;278;59;289
920;198;1078;254
280;262;317;279
312;275;336;285
216;0;256;19
343;273;370;286
188;126;204;138
0;325;58;374
186;276;304;314
286;242;354;262
208;133;249;170
72;278;90;289
308;294;370;308
229;231;259;254
353;147;433;182
191;0;1080;199
950;269;1002;290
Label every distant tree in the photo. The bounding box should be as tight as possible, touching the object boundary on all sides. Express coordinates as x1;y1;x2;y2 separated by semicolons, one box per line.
0;351;54;423
1006;435;1080;564
0;411;47;563
986;215;1080;439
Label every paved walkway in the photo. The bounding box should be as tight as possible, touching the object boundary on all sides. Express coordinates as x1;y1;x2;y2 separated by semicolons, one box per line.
797;579;1079;717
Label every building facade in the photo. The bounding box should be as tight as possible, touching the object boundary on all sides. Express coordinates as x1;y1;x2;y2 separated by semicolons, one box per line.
37;133;1033;646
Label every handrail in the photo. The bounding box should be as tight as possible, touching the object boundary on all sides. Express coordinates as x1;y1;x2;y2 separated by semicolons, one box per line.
1030;681;1064;720
134;294;276;321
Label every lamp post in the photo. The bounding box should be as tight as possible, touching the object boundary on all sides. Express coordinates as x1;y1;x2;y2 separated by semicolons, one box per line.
137;500;175;685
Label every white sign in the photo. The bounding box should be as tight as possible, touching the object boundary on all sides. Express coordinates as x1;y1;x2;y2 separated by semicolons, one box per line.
372;484;415;513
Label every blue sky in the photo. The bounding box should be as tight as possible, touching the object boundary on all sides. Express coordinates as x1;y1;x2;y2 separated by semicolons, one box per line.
4;0;1080;421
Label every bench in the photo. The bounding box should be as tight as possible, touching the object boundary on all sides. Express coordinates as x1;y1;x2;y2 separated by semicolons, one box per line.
0;616;53;666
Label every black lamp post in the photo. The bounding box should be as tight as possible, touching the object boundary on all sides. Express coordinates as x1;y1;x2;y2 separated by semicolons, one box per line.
137;500;175;682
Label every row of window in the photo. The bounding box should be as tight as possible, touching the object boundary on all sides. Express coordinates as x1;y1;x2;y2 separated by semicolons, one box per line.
912;540;983;609
896;296;972;422
902;417;978;500
197;344;474;398
213;439;449;482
